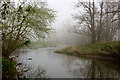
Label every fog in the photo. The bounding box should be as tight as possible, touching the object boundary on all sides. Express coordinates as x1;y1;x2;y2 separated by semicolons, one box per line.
11;0;119;45
9;0;91;45
46;0;91;46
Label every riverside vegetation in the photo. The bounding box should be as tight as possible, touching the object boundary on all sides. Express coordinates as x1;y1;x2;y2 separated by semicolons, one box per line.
1;0;55;78
25;41;57;49
55;41;120;61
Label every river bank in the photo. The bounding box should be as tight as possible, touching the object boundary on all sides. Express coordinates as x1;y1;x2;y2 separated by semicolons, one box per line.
54;41;120;61
24;41;57;49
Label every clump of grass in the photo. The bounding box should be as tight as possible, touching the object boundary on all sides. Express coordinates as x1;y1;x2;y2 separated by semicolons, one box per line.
55;46;81;55
55;41;120;56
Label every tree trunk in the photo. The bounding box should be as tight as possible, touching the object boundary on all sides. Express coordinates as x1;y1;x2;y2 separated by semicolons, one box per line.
91;1;96;44
97;2;103;42
91;33;96;44
106;2;110;41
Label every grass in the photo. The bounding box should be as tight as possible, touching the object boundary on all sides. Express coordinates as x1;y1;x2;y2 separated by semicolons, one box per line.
24;41;57;49
55;41;120;57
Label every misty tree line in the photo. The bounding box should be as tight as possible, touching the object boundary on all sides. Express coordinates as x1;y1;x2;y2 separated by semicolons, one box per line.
0;1;55;58
72;1;120;44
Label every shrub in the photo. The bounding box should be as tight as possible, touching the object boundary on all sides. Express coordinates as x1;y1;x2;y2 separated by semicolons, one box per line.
2;58;17;78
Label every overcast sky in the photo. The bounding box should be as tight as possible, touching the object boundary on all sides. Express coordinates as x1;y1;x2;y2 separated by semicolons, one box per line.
46;0;119;30
46;0;77;30
11;0;119;30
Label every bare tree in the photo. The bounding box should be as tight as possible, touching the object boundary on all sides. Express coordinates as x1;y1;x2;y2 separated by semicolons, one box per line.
72;0;119;44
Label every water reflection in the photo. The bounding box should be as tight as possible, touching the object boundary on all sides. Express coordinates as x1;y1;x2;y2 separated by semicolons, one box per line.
62;58;120;78
11;47;120;78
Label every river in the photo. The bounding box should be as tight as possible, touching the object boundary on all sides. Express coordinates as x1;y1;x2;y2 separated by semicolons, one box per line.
11;46;120;78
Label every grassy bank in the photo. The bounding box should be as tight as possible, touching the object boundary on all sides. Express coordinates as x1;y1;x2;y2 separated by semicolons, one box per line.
25;41;57;49
55;41;120;61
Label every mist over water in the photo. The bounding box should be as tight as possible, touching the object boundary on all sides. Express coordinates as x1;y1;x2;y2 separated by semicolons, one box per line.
45;1;91;46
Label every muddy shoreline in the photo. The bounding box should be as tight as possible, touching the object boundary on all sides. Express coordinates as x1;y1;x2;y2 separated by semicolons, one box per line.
55;52;120;62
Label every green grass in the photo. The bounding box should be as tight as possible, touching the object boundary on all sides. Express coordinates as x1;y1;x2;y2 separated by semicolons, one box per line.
55;41;120;56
